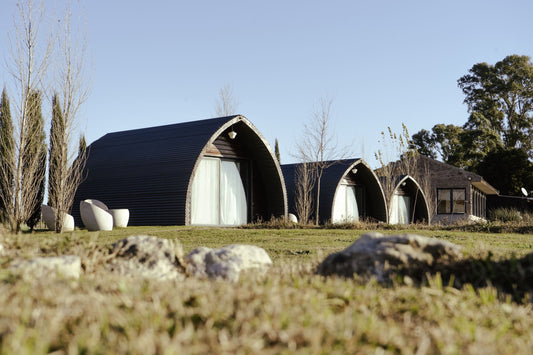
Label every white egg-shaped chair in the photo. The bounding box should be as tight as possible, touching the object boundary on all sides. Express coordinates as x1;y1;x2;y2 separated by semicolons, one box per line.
80;199;113;231
41;204;75;232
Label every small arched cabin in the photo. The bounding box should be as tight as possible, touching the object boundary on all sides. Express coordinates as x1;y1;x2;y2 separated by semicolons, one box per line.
281;159;387;224
73;115;287;226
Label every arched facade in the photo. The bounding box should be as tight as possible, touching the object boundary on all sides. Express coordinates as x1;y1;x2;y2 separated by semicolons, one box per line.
388;175;430;225
282;159;387;224
73;115;287;226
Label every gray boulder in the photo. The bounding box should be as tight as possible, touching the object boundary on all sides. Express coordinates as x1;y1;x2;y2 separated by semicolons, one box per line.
186;244;272;282
316;233;463;282
10;255;82;279
108;235;185;281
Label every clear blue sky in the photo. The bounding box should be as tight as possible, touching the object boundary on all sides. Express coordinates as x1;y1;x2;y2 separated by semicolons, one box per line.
1;0;532;167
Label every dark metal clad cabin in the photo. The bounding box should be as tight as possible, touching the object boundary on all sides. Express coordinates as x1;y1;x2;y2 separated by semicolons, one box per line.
281;159;387;224
72;115;287;226
387;175;430;225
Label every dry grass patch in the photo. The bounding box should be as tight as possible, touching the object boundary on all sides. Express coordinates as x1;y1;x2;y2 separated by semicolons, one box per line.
0;227;533;353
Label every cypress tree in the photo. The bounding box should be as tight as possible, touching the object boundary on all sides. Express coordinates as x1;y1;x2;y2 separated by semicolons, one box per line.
274;138;281;164
0;88;15;224
27;146;46;231
48;93;67;211
78;134;87;156
24;90;46;231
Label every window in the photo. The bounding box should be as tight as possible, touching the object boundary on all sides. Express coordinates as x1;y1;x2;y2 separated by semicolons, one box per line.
191;157;248;225
472;187;486;218
332;184;359;223
437;188;465;214
390;194;411;225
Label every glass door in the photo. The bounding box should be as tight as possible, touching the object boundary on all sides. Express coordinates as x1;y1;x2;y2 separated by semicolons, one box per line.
332;184;359;223
191;157;248;225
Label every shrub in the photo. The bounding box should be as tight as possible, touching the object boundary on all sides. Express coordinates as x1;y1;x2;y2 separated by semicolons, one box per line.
489;208;523;223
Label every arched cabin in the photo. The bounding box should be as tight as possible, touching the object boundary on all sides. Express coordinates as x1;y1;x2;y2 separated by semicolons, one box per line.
73;115;287;226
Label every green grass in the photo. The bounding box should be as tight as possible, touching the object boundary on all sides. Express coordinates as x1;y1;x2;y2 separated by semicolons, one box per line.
1;226;533;354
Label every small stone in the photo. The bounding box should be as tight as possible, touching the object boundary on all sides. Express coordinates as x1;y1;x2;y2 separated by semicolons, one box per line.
108;235;185;281
186;244;272;282
10;255;82;279
316;233;462;282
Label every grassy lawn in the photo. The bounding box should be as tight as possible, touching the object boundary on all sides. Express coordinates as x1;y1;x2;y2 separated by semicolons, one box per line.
1;226;533;354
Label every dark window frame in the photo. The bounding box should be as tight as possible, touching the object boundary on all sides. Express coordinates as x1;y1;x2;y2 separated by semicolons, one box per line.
472;187;486;218
437;188;466;215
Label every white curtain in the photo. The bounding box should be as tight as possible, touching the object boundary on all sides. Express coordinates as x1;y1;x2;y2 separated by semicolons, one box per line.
390;194;410;225
191;158;219;225
220;161;247;225
345;185;359;222
332;185;346;223
332;184;359;223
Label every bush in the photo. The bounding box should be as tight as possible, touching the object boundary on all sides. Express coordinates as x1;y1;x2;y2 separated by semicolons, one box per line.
489;208;523;223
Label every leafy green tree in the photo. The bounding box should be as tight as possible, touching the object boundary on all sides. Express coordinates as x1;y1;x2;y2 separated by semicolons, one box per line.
458;54;533;156
476;148;533;195
0;88;15;224
460;112;504;170
412;55;533;195
411;124;467;167
411;129;437;160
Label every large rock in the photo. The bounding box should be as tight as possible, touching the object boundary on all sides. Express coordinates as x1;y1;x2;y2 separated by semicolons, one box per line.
316;233;463;282
108;235;185;281
10;255;82;279
186;244;272;282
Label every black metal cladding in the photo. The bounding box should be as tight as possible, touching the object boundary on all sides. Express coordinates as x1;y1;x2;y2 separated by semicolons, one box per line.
72;115;287;226
281;159;387;223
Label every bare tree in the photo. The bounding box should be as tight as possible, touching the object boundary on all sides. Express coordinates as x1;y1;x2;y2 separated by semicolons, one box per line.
296;97;347;225
4;0;52;232
375;124;433;224
293;146;316;225
24;90;46;231
214;84;239;116
2;0;89;232
375;126;411;212
47;1;89;232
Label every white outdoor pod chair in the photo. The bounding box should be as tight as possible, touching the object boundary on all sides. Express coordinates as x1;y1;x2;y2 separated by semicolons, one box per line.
41;204;75;232
80;199;113;231
109;208;130;228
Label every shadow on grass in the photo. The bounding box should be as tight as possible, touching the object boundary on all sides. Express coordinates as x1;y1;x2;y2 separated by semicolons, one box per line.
400;252;533;303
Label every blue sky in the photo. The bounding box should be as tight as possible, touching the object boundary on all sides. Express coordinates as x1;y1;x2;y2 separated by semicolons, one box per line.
1;0;532;167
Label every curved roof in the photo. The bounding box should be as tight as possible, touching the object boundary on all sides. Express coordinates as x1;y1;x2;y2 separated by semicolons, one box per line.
73;115;287;225
282;158;387;223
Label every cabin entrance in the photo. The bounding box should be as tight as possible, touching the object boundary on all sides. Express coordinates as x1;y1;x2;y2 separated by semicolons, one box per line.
191;157;248;225
332;184;359;223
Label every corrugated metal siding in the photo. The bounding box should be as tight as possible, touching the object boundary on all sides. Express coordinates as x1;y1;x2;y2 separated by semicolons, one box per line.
280;164;298;216
281;159;387;223
73;115;287;226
